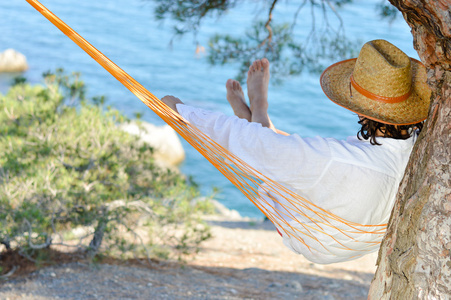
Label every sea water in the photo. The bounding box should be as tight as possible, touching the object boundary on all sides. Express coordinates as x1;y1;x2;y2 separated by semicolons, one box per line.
0;0;416;218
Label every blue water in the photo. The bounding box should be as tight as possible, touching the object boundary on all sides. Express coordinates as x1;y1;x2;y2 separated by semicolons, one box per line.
0;0;416;218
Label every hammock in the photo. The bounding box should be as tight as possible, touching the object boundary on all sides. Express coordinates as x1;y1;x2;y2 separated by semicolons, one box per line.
26;0;387;264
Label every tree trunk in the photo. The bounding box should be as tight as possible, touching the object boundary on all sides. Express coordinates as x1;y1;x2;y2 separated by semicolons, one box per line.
369;0;451;299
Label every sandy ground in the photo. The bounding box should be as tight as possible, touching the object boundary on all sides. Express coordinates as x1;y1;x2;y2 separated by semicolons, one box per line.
0;215;378;299
0;219;377;300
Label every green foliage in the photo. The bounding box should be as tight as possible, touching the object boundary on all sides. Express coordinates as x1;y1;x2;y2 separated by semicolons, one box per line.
154;0;236;35
0;71;213;263
208;21;295;83
152;0;398;82
11;76;27;87
152;0;359;81
376;0;399;23
205;0;362;81
208;19;360;83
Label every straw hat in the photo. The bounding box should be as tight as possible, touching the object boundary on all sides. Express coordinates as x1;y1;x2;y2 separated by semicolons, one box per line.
320;39;431;125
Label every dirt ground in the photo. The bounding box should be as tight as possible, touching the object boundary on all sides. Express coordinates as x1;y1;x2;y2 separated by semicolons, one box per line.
0;215;378;300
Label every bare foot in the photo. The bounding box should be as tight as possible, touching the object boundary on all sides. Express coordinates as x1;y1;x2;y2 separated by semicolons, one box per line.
226;79;251;121
246;58;275;131
247;58;270;113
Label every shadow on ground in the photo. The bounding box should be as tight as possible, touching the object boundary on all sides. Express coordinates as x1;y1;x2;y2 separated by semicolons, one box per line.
0;250;371;300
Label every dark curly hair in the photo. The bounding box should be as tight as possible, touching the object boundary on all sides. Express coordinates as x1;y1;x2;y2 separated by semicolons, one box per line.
357;117;424;145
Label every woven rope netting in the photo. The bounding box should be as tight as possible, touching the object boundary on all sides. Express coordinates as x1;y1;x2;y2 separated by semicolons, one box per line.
27;0;387;262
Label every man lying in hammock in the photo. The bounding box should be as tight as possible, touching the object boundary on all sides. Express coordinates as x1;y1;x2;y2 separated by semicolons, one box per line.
161;40;431;264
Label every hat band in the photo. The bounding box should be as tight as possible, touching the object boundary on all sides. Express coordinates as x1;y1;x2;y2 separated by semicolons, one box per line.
350;74;412;103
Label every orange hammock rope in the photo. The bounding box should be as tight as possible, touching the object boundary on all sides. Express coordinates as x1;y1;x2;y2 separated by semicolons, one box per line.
26;0;387;263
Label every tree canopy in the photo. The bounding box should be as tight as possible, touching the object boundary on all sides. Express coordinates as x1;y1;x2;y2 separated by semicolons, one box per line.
152;0;398;82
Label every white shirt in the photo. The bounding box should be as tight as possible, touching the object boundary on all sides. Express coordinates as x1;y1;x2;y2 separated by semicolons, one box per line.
177;104;416;263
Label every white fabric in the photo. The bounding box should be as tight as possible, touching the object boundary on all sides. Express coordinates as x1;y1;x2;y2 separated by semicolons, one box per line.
176;104;416;263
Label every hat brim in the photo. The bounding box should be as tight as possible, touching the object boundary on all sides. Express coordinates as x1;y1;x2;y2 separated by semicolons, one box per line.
320;58;431;125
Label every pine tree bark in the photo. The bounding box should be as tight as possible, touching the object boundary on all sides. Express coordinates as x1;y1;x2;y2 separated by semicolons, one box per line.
369;0;451;299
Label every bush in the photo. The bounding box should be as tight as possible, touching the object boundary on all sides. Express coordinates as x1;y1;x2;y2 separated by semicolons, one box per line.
0;70;213;263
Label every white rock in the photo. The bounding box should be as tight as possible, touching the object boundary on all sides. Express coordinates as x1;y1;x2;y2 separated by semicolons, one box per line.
0;49;28;72
210;199;242;219
120;121;185;166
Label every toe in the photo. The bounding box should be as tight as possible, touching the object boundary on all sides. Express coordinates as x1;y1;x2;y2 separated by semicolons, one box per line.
252;60;260;71
251;60;260;71
226;79;242;92
248;63;254;72
226;78;234;89
256;59;263;71
234;80;242;91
